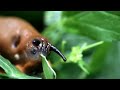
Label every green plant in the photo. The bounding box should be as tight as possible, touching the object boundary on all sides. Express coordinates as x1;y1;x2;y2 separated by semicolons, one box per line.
43;11;120;79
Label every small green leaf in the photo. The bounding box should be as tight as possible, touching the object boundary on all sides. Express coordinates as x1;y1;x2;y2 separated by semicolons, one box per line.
41;55;56;79
0;55;41;79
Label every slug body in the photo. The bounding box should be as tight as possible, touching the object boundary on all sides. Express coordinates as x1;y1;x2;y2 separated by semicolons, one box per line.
0;16;66;75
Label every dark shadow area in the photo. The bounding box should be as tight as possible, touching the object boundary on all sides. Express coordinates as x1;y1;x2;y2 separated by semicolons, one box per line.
0;11;44;32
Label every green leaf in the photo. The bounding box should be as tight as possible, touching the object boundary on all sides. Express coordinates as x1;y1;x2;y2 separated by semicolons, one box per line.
41;55;56;79
0;55;41;79
88;42;111;75
62;11;120;41
87;42;120;79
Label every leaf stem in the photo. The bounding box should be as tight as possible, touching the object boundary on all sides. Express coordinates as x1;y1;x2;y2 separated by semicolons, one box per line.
83;41;104;51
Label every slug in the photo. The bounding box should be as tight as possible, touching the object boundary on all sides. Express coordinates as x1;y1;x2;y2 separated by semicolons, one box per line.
0;16;66;75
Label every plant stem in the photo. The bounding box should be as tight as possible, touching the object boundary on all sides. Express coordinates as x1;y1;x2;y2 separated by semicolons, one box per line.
83;41;104;51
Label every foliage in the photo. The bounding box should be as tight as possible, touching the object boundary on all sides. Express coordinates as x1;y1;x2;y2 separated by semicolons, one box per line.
43;11;120;79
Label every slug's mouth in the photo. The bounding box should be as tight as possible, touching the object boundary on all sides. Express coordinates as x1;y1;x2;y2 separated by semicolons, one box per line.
38;42;51;57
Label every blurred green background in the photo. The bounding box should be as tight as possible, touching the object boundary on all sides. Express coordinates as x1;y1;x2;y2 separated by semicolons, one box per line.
1;11;120;79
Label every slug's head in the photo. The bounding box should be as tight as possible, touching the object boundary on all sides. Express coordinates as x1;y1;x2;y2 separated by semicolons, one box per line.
26;37;66;62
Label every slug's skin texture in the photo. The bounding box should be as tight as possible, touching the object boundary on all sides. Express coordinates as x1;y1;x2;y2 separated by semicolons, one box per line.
0;16;49;74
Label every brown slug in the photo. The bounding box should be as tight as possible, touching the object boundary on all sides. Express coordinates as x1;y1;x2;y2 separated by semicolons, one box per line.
0;16;66;75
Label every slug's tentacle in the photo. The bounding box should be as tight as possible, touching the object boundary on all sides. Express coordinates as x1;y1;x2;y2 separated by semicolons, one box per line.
50;45;67;62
